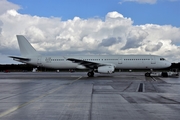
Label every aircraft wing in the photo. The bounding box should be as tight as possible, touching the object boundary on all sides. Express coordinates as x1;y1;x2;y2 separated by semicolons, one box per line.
67;58;111;69
9;56;30;61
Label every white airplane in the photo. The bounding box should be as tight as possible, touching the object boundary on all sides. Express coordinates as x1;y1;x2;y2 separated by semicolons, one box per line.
10;35;171;77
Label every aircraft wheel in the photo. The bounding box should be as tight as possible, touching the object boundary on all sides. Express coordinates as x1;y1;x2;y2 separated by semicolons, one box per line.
87;72;94;77
145;73;150;77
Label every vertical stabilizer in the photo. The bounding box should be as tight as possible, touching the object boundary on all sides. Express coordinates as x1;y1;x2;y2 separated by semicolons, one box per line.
16;35;40;57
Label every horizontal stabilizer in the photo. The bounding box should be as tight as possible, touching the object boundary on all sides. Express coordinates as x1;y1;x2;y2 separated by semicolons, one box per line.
9;56;30;61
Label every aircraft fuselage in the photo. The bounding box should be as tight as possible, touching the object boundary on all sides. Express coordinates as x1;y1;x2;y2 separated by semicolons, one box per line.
24;55;171;70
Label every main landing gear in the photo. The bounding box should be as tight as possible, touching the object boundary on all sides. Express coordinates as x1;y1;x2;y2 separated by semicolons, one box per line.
87;71;94;77
145;72;151;77
145;69;153;77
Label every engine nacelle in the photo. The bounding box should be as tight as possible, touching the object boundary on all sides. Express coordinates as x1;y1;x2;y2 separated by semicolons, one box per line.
97;66;115;74
76;65;86;69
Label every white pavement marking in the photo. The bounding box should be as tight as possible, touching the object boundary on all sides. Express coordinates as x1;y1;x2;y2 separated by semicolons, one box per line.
0;76;82;118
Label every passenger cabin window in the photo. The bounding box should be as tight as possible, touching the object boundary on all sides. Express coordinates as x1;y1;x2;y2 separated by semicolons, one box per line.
160;58;165;61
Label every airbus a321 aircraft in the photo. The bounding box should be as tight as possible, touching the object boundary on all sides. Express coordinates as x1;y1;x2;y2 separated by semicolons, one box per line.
10;35;171;77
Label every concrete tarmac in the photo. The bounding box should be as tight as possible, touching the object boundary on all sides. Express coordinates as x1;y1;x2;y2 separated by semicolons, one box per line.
0;72;180;120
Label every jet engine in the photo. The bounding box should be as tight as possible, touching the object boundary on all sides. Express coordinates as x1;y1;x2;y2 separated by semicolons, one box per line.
97;66;115;74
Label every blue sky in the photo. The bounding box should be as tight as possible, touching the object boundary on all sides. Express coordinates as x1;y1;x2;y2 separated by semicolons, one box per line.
8;0;180;27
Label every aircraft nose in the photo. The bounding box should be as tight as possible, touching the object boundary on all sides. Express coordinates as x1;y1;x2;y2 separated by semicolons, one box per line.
165;61;171;68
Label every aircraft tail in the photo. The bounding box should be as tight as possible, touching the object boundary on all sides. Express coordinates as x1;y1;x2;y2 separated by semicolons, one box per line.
16;35;40;57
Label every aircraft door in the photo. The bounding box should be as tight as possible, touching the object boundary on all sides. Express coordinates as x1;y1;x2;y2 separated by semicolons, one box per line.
118;57;122;64
151;56;156;64
37;56;42;67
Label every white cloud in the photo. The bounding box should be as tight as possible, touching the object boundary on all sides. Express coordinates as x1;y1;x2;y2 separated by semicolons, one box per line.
0;0;20;15
122;0;157;4
0;0;180;64
168;0;180;2
145;42;163;52
120;0;180;4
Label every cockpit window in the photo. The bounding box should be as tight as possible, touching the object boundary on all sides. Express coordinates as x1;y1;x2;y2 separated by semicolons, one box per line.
160;58;165;60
